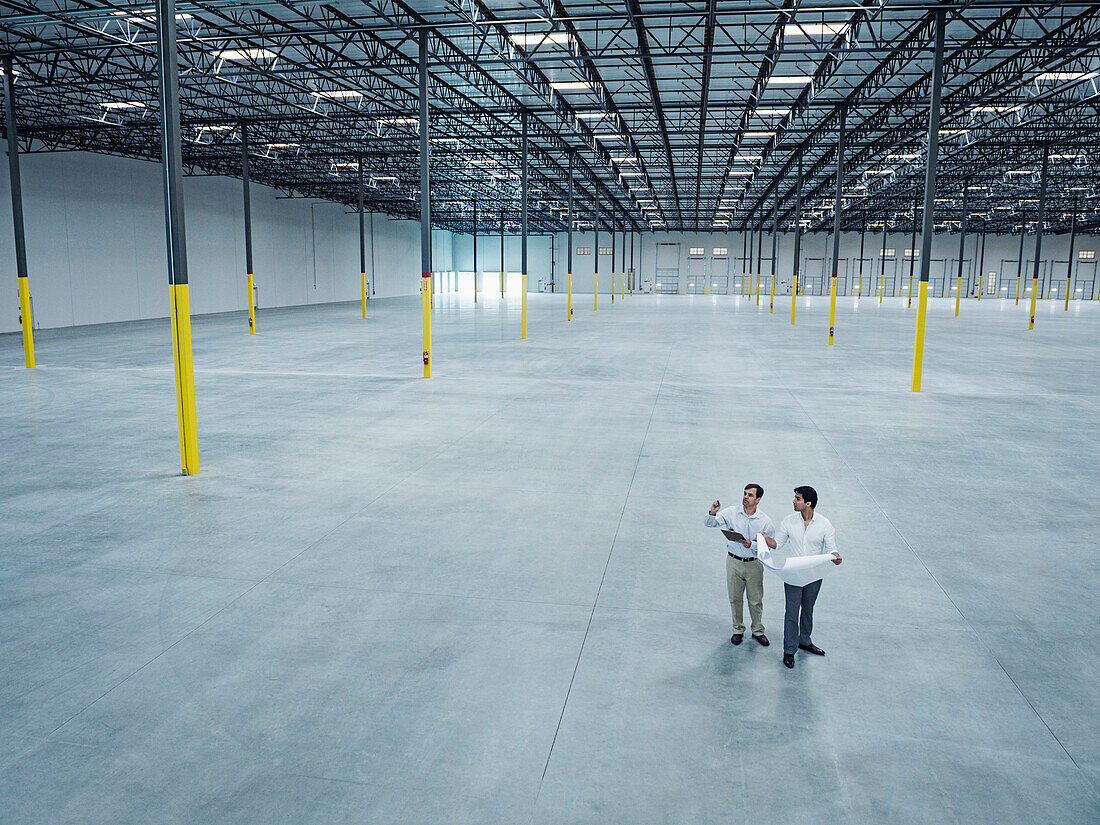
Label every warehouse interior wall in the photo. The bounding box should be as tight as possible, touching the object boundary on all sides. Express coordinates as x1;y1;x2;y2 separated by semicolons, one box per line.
0;146;433;334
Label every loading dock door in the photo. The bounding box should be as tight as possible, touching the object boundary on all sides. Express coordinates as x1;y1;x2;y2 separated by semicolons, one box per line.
710;256;729;294
686;256;706;294
1075;261;1096;299
656;243;680;294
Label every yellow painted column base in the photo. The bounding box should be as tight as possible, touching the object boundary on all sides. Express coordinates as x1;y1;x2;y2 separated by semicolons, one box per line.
911;280;930;391
791;275;798;325
521;273;528;339
769;274;775;314
474;271;478;303
18;276;35;368
1064;277;1071;311
247;272;256;333
1028;277;1039;329
567;272;573;320
169;282;200;474
361;272;367;317
611;273;615;304
955;276;961;317
594;275;599;311
421;274;432;377
828;275;838;345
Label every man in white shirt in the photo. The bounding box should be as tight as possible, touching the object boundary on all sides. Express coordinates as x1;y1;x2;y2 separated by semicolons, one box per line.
762;486;843;669
704;484;776;647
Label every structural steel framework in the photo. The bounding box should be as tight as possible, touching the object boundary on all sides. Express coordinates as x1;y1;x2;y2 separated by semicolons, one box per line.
1;0;1098;236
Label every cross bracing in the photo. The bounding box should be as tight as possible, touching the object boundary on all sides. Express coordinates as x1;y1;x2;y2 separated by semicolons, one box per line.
1;0;1098;235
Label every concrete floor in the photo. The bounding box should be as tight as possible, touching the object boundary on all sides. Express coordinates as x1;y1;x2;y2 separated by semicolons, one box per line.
2;290;1098;824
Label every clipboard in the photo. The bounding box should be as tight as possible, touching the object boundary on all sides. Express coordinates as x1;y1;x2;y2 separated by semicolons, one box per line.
720;528;747;543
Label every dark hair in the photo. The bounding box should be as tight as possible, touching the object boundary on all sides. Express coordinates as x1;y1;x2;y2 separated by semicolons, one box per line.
794;485;818;509
744;483;764;499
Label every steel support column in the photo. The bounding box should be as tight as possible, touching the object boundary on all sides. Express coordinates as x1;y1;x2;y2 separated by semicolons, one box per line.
242;124;256;334
359;159;367;317
521;110;528;339
473;201;478;304
1015;218;1026;304
156;0;198;473
1029;148;1049;330
770;197;778;313
418;29;432;377
879;221;887;303
500;212;505;299
828;104;847;345
3;55;34;368
911;7;946;392
857;223;865;298
567;155;573;320
594;197;600;310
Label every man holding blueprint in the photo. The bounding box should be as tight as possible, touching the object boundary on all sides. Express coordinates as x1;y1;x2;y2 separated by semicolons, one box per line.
704;484;775;647
760;486;843;669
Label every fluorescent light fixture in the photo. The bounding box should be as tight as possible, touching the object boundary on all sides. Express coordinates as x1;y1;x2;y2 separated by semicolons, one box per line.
865;169;892;175
595;133;625;141
198;124;232;131
218;48;275;61
576;112;608;119
934;198;954;203
768;75;814;86
100;101;145;109
429;136;459;143
888;153;920;159
966;185;988;190
1051;153;1082;159
973;105;1020;112
1020;198;1039;203
1067;186;1089;191
115;10;192;21
379;117;418;125
314;89;362;99
784;23;848;37
468;159;497;165
939;129;969;135
994;206;1014;211
742;131;776;138
735;155;762;161
1006;169;1034;175
510;32;571;47
332;162;358;168
728;170;754;176
611;156;637;163
620;172;642;177
371;175;398;182
268;142;298;148
753;107;789;116
550;81;593;90
1037;71;1097;81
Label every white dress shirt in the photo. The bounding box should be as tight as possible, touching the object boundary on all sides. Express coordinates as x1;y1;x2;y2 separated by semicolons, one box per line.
773;511;838;558
704;506;775;556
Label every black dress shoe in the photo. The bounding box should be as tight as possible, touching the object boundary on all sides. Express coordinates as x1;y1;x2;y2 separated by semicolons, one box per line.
783;653;794;669
731;633;744;645
798;643;826;656
753;634;770;647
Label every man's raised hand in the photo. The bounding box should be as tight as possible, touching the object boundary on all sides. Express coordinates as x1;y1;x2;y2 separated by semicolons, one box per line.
709;499;720;516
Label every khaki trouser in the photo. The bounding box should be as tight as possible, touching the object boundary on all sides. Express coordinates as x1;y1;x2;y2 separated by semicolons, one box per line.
726;554;765;636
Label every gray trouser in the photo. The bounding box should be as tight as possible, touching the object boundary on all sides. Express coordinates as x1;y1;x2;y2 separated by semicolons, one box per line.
726;554;765;636
783;579;823;654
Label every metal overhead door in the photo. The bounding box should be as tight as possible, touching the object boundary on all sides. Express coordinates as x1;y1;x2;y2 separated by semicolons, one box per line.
929;258;947;297
686;256;706;293
802;257;824;295
1075;261;1097;299
655;243;680;294
710;256;729;293
1046;261;1068;299
998;259;1020;298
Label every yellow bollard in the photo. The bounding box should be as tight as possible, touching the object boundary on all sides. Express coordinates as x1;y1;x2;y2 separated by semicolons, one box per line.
247;272;256;333
421;273;432;378
977;277;983;302
1064;277;1071;311
473;270;478;303
169;283;200;473
954;276;961;317
1015;276;1020;305
828;274;837;345
621;270;625;299
879;270;884;304
1028;275;1038;329
17;276;35;367
769;273;775;314
567;272;573;320
756;271;761;306
911;280;929;392
791;274;798;325
361;271;367;318
521;273;527;339
857;271;862;300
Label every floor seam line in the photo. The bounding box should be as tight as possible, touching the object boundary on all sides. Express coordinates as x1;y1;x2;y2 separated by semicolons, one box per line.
529;348;674;818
